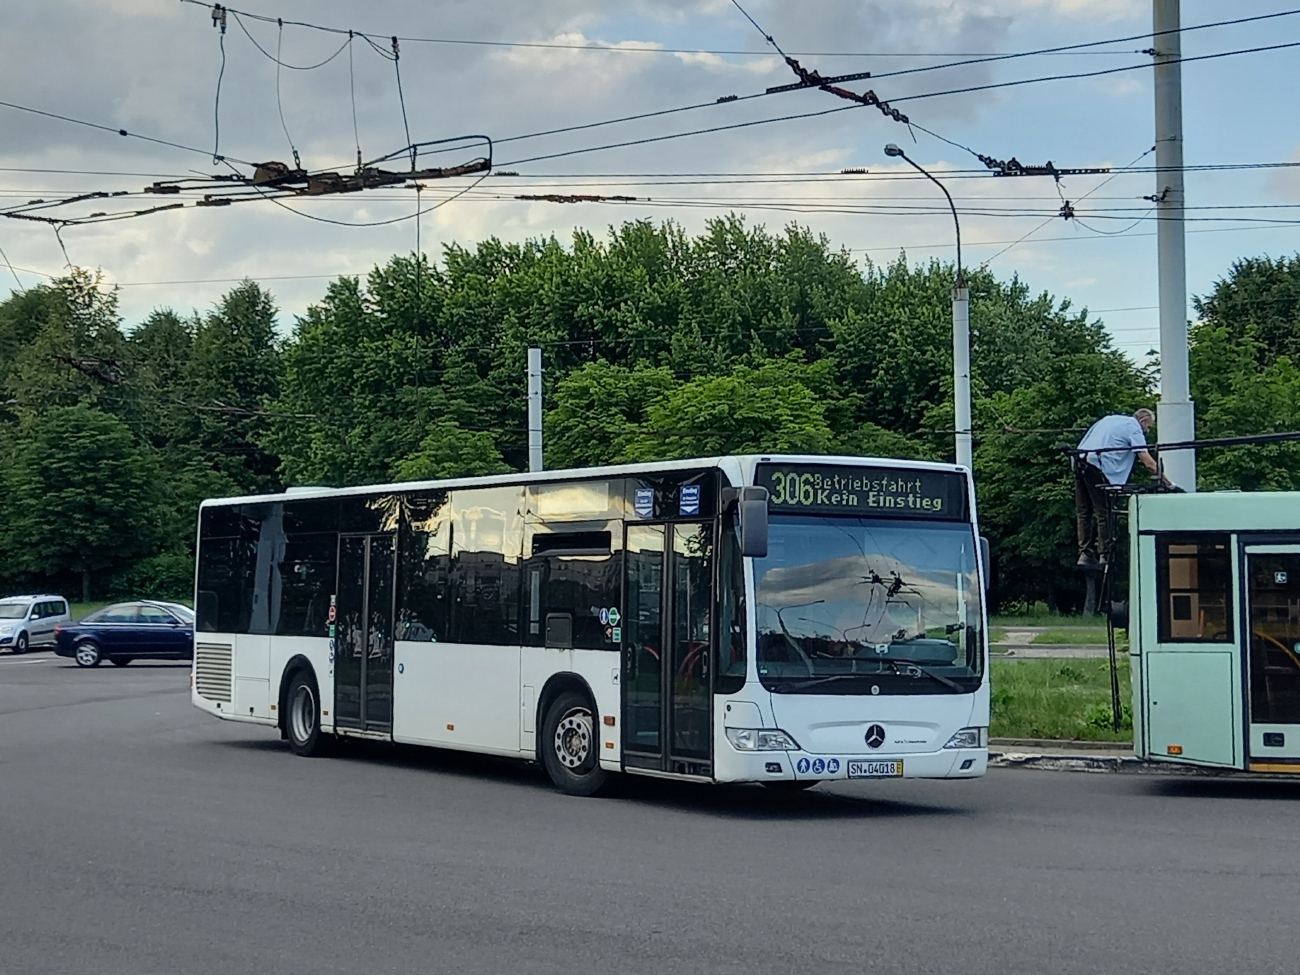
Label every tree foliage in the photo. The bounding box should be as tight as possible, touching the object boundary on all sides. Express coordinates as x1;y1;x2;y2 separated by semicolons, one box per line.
3;222;1290;612
0;406;164;600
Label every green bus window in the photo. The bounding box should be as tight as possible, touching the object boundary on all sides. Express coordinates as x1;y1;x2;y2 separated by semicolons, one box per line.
1157;535;1232;642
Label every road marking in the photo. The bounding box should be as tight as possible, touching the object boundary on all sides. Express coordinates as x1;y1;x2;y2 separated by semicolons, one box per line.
0;655;57;666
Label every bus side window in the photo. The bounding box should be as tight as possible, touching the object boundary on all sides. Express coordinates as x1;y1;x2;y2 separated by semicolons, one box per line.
196;504;261;634
447;487;525;647
276;533;338;637
399;491;452;643
1157;534;1232;642
528;527;621;650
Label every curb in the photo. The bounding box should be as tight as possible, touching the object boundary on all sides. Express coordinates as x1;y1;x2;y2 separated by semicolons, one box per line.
989;751;1142;773
991;737;1132;751
989;751;1226;775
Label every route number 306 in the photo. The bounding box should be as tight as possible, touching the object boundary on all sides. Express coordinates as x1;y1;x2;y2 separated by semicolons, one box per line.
768;472;817;506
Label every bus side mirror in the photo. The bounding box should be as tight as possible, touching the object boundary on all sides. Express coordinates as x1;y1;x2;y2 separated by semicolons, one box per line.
979;536;991;591
739;487;769;558
1108;600;1129;632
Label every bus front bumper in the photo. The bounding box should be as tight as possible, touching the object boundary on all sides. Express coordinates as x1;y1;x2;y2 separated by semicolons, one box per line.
717;747;988;783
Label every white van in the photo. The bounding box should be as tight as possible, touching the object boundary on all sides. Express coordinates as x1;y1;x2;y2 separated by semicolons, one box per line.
0;595;72;653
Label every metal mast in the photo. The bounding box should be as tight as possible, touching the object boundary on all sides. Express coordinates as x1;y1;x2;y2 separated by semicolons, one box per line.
1153;0;1196;490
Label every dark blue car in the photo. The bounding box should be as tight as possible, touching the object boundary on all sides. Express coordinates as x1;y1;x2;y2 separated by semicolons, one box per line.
54;601;195;667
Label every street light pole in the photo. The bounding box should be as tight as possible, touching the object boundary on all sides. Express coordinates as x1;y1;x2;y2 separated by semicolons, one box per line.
885;144;971;474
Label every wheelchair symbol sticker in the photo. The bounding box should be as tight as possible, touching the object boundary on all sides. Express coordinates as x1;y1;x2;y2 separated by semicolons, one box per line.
811;758;825;774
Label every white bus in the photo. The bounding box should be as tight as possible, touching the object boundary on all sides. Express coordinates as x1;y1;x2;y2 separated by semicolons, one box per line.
191;455;989;795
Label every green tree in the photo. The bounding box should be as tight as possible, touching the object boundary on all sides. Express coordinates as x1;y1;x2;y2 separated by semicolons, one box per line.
0;405;164;601
393;418;511;481
622;357;836;461
187;281;282;492
546;361;677;468
3;269;127;417
127;308;196;451
1191;322;1300;490
1194;254;1300;366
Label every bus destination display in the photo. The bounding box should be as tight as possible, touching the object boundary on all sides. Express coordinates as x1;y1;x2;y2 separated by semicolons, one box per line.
755;463;967;520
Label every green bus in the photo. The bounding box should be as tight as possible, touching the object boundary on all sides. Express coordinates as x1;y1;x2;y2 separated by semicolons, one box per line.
1130;490;1300;773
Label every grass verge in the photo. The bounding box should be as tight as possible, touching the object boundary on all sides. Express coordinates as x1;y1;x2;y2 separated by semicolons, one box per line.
992;612;1107;628
990;657;1132;742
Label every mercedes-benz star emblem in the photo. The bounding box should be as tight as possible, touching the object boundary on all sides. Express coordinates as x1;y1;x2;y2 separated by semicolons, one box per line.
865;724;886;749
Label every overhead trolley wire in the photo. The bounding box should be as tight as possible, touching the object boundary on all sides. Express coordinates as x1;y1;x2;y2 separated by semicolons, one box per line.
0;99;256;167
176;1;1300;63
229;10;353;69
483;37;1300;169
886;38;1300;108
274;19;302;168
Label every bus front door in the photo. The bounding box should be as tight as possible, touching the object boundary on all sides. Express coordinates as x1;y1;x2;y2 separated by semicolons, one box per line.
1245;547;1300;763
622;522;713;776
334;533;395;736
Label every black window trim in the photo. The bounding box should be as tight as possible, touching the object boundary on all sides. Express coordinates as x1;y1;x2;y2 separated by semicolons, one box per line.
1155;532;1234;645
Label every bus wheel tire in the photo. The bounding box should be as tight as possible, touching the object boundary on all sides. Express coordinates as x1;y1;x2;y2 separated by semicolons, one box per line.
286;671;329;757
542;691;609;797
74;641;101;667
762;781;816;793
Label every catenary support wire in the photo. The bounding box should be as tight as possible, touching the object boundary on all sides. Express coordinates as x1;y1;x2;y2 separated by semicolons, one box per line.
212;4;228;164
275;19;302;169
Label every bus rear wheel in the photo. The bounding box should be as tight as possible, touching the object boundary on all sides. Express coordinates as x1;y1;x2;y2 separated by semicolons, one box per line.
541;691;609;797
286;670;330;757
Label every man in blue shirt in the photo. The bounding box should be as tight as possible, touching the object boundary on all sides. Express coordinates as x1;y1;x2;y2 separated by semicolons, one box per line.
1075;408;1173;567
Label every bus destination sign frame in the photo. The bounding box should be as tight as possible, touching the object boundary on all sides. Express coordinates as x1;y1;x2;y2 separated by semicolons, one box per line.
755;463;968;521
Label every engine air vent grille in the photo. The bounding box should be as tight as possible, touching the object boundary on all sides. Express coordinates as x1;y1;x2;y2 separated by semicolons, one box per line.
195;643;233;703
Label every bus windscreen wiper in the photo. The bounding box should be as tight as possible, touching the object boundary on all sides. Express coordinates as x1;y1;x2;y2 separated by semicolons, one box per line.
772;674;877;693
880;657;964;692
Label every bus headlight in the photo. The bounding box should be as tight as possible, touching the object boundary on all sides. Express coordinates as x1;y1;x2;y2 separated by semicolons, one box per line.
726;728;801;751
943;727;988;749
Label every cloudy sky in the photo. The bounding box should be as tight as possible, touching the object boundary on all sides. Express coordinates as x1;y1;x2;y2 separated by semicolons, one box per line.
3;0;1299;363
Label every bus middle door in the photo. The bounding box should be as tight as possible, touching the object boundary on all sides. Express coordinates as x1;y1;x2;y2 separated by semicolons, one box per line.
334;533;396;736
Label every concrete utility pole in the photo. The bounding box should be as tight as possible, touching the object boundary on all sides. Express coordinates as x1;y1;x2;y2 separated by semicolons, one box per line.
527;347;543;473
951;281;972;475
885;144;972;474
1153;0;1196;490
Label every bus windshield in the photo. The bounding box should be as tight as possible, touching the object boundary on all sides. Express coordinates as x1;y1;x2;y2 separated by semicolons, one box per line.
755;515;984;694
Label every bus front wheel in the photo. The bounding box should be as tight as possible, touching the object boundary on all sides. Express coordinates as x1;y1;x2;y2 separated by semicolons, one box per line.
541;691;609;797
286;670;330;757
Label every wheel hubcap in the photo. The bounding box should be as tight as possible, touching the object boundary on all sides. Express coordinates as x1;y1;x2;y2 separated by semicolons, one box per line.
76;645;96;666
554;707;593;769
291;685;316;743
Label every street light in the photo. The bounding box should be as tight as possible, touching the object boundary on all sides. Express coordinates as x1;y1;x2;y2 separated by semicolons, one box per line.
884;143;972;475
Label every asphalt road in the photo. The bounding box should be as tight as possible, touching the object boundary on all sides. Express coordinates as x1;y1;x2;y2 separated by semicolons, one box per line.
3;652;1299;975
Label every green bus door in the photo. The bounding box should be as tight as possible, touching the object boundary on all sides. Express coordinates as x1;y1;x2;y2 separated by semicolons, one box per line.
1245;547;1300;763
